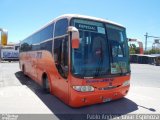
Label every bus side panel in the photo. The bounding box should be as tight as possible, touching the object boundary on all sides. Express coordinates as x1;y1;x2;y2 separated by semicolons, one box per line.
36;51;55;86
30;52;38;82
20;50;70;104
36;50;69;104
20;52;30;75
49;58;70;104
20;52;37;81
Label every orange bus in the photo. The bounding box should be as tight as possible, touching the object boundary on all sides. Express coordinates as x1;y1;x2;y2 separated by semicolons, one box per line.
19;14;130;107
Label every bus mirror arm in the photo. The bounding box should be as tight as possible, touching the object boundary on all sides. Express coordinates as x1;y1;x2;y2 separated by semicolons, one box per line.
68;26;80;49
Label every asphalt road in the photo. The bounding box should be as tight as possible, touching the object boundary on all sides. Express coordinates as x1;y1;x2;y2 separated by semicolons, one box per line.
0;62;160;120
130;64;160;88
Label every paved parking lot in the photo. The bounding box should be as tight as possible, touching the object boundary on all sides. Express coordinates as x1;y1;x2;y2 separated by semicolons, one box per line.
0;62;160;119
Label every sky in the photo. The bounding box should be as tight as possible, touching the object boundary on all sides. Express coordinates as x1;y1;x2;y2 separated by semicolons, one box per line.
0;0;160;48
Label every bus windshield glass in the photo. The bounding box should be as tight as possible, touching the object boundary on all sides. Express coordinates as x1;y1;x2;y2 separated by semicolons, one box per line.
71;18;129;78
71;19;110;78
106;24;130;74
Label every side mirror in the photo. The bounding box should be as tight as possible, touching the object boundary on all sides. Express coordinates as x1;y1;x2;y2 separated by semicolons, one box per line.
68;26;80;49
0;29;8;46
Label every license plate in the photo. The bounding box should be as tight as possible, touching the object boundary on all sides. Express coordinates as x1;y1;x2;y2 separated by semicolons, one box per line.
103;98;112;102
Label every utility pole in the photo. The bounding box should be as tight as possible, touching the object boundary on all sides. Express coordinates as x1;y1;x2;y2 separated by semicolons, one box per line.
144;33;160;51
144;32;148;51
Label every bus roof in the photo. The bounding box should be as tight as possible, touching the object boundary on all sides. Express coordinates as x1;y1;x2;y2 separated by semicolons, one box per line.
21;14;125;42
55;14;124;27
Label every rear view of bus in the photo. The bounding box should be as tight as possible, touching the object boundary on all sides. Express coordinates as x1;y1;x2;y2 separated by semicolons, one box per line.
19;14;130;107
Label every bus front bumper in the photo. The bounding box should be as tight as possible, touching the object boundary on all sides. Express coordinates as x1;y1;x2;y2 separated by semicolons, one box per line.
69;85;130;107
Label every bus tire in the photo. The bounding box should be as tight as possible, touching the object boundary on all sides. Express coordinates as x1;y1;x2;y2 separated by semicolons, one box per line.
42;74;50;93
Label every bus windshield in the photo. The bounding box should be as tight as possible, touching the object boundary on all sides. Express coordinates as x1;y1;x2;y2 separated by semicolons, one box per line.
106;24;130;74
71;18;129;78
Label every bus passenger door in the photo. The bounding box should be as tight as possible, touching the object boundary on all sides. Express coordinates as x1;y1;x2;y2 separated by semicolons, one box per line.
53;36;69;104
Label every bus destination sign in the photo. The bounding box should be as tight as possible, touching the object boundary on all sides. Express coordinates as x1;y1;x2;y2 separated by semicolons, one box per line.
75;23;97;32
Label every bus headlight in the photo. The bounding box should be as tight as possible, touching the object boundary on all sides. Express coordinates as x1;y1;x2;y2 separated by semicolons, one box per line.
73;86;94;92
122;80;130;87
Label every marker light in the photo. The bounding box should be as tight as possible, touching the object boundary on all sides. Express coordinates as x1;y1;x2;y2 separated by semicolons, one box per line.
122;80;130;87
73;86;94;92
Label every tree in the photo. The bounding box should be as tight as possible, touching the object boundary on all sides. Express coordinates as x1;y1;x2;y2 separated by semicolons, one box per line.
129;44;140;54
144;49;160;54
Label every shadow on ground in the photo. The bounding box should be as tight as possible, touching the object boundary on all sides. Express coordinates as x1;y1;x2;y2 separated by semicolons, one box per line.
15;71;138;120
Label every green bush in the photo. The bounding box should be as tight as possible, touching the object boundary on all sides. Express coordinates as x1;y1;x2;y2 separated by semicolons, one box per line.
144;49;160;54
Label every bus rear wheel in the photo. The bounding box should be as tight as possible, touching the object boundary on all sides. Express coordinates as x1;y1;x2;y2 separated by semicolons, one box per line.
43;75;50;93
